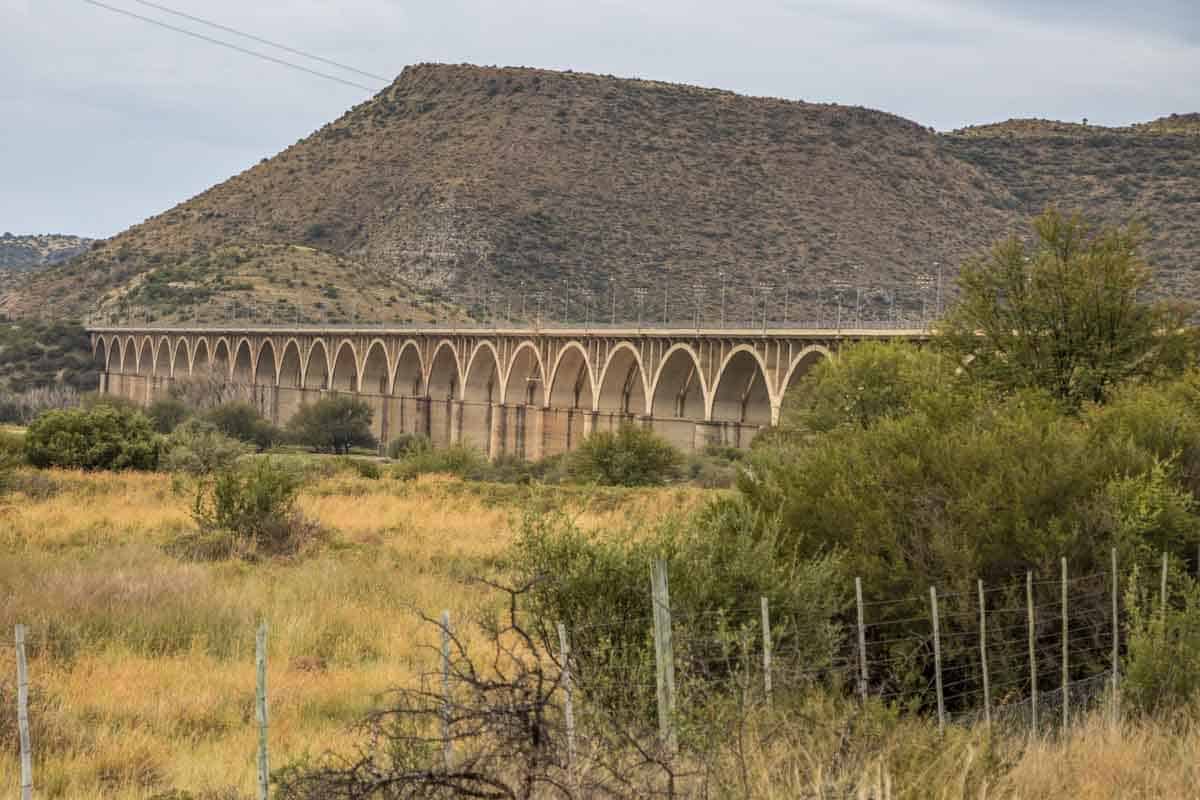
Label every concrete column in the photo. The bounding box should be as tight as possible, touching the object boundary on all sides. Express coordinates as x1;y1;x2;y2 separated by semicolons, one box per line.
99;373;108;395
582;411;596;438
529;407;545;461
380;396;391;448
488;403;505;460
449;400;463;445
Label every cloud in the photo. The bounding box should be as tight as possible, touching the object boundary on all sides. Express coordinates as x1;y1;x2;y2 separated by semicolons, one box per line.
1;0;1197;237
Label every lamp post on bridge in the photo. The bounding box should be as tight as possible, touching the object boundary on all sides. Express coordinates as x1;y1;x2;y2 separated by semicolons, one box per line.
757;283;773;332
562;278;569;324
610;276;617;326
832;280;850;332
634;287;647;329
692;284;704;330
718;271;728;329
582;289;593;329
917;272;934;330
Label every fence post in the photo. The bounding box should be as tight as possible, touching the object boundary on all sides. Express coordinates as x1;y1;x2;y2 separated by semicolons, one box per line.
855;577;868;702
16;625;32;800
556;622;577;770
441;610;453;770
930;586;944;735
1027;571;1037;731
255;621;269;800
978;579;991;729
1161;551;1169;615
1061;557;1069;732
1111;547;1119;725
650;560;677;753
760;597;773;709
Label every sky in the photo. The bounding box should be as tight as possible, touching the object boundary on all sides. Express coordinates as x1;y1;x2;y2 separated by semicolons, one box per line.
3;0;1198;239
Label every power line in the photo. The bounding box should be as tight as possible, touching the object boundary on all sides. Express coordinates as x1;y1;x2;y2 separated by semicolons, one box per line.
129;0;390;82
81;0;380;92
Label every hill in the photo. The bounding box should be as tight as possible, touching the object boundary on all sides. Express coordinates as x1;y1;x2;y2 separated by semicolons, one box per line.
3;65;1197;324
942;114;1200;298
0;233;93;272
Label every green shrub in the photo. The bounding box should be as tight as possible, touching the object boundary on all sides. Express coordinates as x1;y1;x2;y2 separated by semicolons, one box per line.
162;419;247;477
1123;566;1200;714
333;456;382;480
287;396;376;454
392;444;486;481
565;425;682;486
190;458;320;557
204;403;281;451
24;405;160;471
387;432;431;460
146;397;191;434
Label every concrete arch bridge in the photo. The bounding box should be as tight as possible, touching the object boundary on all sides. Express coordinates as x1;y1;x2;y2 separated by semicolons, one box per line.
88;325;926;458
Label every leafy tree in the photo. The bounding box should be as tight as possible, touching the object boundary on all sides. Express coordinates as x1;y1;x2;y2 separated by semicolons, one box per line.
146;397;191;434
287;395;376;454
24;404;160;470
938;208;1195;408
204;402;280;451
162;418;247;477
566;425;682;486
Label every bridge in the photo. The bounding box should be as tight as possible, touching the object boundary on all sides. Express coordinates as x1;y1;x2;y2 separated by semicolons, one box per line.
87;325;928;457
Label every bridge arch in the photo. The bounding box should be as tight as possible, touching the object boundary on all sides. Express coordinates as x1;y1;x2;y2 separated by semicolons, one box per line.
121;337;137;374
278;339;303;389
547;342;594;411
463;342;502;453
232;338;254;384
154;338;171;377
192;338;211;375
426;340;462;401
392;340;424;397
171;339;190;378
330;340;358;392
255;340;278;386
504;341;546;407
650;344;708;420
93;335;108;365
212;338;232;381
596;342;648;417
359;339;390;394
709;346;773;427
105;338;121;375
137;338;154;376
780;346;832;398
303;340;330;390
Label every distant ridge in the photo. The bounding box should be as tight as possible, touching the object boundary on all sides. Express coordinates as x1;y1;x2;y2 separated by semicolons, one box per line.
1;233;93;272
5;64;1198;323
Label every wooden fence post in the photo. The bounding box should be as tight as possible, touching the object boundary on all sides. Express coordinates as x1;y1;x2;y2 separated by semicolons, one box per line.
1111;547;1119;725
1161;551;1169;615
1027;571;1037;731
760;597;773;709
1061;557;1069;732
855;577;867;702
441;610;453;770
651;560;677;753
556;622;577;769
255;621;269;800
16;624;32;800
978;579;991;729
930;586;944;735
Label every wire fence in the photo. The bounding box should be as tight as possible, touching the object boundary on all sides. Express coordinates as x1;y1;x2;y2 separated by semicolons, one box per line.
3;550;1159;798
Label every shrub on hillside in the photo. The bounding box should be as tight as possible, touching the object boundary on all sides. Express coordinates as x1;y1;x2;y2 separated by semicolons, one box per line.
565;425;682;486
146;397;191;434
204;402;281;451
24;405;160;471
1123;567;1200;715
287;396;376;454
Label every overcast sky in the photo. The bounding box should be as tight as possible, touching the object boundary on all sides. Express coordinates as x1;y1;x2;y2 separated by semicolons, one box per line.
3;0;1198;239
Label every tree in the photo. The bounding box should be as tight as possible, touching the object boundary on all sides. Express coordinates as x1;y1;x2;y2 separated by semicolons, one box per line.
287;395;376;454
566;425;682;486
24;404;160;470
938;208;1194;408
204;402;280;451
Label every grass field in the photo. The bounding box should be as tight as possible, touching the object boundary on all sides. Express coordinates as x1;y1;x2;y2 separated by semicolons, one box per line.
2;466;1200;798
0;467;704;798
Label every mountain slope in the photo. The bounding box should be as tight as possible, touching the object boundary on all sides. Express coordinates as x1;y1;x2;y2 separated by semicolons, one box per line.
0;233;93;272
6;65;1198;324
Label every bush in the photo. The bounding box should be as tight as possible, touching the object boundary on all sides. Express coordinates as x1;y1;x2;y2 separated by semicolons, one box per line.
1123;567;1200;714
204;403;281;451
387;432;431;460
161;419;247;477
333;456;382;480
189;458;320;557
146;397;191;434
565;425;683;486
287;396;376;454
392;444;487;481
24;405;160;470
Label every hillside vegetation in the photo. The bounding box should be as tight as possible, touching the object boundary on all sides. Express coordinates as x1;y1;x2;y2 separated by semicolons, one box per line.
0;233;93;272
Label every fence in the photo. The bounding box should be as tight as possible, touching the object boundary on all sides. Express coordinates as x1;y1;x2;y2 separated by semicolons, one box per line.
2;547;1175;797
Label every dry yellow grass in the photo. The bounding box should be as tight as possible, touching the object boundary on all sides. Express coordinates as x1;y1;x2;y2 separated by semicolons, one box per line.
3;468;1199;799
0;468;703;798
